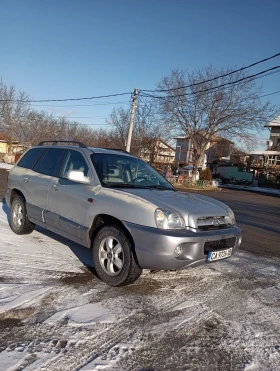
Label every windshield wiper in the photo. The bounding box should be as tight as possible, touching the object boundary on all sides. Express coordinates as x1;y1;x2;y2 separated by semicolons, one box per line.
143;185;174;190
103;183;174;190
103;183;147;188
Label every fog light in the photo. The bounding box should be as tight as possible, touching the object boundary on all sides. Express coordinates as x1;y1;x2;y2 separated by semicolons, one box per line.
174;245;182;258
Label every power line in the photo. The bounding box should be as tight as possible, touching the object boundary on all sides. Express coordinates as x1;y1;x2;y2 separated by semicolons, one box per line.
53;116;108;119
30;100;131;107
140;87;280;105
0;92;132;103
254;90;280;99
139;66;280;99
140;52;280;93
79;123;113;126
1;53;279;105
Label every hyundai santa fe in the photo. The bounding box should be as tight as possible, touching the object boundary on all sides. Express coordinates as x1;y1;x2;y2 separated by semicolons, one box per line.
5;140;242;286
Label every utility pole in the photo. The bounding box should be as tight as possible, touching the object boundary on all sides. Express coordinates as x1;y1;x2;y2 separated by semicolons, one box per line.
126;88;138;152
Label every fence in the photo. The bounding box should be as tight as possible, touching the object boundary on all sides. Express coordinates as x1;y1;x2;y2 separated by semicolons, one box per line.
167;176;219;188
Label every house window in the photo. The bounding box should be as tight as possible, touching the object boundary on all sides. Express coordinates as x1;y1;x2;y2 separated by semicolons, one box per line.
267;155;280;166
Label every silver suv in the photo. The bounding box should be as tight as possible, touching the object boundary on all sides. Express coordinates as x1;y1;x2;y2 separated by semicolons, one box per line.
6;141;242;286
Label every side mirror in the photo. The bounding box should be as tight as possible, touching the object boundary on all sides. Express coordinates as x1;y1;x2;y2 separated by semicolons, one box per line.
66;170;90;184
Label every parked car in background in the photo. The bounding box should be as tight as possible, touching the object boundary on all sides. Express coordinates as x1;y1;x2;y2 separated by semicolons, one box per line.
6;141;242;286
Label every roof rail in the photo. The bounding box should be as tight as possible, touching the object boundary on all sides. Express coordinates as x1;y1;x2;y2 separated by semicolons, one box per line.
37;140;87;148
102;148;130;154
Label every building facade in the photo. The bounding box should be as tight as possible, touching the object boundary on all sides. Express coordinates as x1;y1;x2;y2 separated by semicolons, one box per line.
174;136;233;169
0;133;26;163
140;139;175;166
250;120;280;169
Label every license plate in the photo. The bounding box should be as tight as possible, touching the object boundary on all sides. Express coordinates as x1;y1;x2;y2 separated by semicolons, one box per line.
207;248;233;262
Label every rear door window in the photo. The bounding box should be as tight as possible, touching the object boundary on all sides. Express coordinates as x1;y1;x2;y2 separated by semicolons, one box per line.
33;148;66;177
17;148;45;169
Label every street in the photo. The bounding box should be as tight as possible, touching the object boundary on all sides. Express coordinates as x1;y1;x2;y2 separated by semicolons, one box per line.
190;189;280;259
0;170;279;370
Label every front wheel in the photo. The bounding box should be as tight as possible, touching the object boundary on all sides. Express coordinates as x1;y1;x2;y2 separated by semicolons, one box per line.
92;225;142;287
10;196;35;235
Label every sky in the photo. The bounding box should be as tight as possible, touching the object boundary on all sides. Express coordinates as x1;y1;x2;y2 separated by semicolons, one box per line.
0;0;280;149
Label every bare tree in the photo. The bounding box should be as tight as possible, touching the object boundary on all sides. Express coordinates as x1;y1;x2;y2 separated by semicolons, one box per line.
0;79;127;153
208;138;234;163
107;97;170;160
106;107;130;149
0;79;30;150
156;66;279;181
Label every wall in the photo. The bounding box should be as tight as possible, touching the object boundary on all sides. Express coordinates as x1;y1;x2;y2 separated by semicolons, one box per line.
175;138;191;164
270;128;280;149
216;166;254;181
0;142;8;154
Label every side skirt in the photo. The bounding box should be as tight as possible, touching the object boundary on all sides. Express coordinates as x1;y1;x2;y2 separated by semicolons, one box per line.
28;216;90;248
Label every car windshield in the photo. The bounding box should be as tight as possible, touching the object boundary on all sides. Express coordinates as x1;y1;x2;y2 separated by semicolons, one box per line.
91;153;174;190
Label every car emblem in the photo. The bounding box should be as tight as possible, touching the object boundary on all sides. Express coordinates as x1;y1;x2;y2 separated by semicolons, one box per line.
212;218;220;226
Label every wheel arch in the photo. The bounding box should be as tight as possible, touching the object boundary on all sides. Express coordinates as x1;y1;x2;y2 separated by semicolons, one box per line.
89;214;134;247
88;214;140;265
10;189;26;204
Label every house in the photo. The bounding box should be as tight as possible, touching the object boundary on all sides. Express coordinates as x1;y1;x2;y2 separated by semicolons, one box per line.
0;133;25;163
174;135;233;169
247;118;280;187
249;117;280;170
266;117;280;151
140;139;175;170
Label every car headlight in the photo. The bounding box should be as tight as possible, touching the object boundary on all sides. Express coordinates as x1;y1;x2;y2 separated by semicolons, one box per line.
155;209;185;229
225;207;236;225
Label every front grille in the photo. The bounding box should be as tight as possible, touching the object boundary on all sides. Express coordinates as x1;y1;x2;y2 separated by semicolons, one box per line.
204;237;236;254
198;224;229;231
196;216;228;231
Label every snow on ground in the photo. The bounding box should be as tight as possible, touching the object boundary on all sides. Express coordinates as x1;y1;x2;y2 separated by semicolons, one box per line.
0;201;279;370
0;162;13;171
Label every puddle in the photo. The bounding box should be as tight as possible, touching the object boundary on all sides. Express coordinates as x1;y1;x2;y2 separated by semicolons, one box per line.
59;268;97;287
0;317;23;330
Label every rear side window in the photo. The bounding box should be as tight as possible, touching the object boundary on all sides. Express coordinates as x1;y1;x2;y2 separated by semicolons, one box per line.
33;148;66;177
17;148;45;169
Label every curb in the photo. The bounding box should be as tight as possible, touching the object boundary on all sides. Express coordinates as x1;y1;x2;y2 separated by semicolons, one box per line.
175;187;221;192
219;186;280;198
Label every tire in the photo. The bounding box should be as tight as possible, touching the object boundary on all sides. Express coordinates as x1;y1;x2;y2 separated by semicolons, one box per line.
92;225;142;287
10;196;35;235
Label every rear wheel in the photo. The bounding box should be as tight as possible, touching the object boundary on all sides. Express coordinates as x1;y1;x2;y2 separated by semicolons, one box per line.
10;196;35;235
92;225;142;286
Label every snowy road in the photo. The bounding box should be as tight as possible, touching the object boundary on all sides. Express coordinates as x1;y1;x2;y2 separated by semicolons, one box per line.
0;201;279;370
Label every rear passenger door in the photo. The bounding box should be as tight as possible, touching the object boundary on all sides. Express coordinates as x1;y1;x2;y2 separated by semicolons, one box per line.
16;147;46;220
47;149;92;240
26;148;66;222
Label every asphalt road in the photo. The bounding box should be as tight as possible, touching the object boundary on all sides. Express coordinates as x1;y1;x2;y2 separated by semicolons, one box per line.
193;189;280;258
1;169;279;258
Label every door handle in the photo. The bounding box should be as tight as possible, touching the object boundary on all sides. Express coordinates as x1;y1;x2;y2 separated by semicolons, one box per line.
51;184;59;191
23;177;29;183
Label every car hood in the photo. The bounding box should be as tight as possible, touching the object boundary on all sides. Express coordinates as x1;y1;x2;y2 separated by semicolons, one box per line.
120;189;230;227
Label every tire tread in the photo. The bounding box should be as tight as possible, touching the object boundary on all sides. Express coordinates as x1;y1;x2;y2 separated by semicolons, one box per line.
93;225;142;287
10;196;35;235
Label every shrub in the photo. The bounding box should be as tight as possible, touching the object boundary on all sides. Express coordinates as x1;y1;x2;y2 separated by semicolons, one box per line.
200;168;212;181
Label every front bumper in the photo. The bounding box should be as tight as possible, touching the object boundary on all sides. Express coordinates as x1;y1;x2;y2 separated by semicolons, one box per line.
123;222;242;270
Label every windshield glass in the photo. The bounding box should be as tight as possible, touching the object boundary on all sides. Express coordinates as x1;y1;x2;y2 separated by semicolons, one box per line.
91;153;174;190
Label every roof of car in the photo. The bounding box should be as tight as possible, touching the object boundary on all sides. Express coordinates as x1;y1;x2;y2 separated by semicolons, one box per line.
33;144;136;157
88;147;134;156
